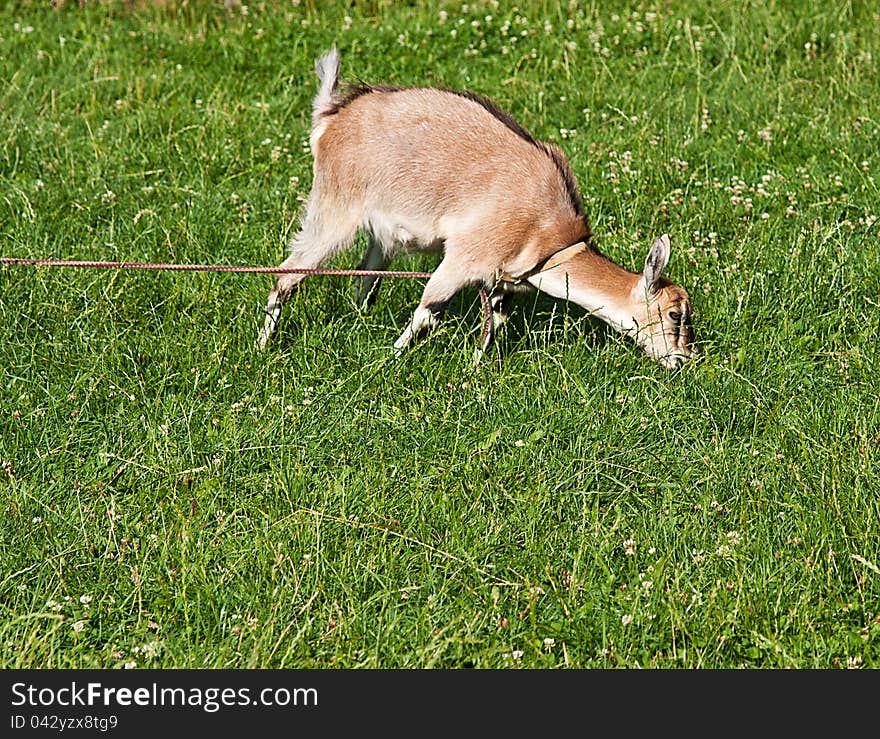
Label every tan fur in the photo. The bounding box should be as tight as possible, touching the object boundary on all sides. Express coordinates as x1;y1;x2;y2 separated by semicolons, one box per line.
259;48;696;369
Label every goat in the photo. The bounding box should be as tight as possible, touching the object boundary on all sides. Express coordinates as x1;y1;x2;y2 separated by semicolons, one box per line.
258;47;696;369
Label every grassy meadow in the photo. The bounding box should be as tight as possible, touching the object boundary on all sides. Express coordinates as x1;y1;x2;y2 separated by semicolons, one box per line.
1;0;878;668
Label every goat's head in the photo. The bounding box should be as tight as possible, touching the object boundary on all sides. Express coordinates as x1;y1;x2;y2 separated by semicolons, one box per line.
630;234;697;369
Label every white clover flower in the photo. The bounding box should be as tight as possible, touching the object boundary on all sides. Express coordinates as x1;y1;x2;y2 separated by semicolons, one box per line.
141;641;159;659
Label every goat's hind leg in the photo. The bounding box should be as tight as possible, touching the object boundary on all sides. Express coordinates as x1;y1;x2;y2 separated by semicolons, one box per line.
258;203;358;349
355;235;390;311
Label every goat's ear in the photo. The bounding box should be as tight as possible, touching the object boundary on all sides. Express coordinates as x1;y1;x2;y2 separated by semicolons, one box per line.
642;233;671;294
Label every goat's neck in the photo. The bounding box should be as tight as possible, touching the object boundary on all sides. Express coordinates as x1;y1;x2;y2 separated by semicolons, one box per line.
526;247;644;336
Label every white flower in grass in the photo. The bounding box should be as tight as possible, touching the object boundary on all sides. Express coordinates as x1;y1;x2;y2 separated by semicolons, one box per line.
623;538;636;556
141;641;159;659
727;531;741;546
72;620;86;633
621;614;633;626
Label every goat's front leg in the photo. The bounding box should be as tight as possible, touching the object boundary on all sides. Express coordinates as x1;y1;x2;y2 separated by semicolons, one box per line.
393;258;464;355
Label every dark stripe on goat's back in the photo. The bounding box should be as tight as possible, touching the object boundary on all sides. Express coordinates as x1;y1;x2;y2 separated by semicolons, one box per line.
323;83;584;215
445;89;538;147
324;82;402;116
537;142;584;216
325;82;533;140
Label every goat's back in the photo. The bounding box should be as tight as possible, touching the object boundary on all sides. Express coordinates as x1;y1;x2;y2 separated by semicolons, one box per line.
314;87;584;230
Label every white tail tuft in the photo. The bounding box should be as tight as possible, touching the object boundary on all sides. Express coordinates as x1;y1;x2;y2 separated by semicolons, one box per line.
312;46;341;126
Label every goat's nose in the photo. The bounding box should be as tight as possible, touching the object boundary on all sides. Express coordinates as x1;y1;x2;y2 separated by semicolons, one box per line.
662;351;692;370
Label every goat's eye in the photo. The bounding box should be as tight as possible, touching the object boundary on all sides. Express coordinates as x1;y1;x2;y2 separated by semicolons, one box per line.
668;311;682;322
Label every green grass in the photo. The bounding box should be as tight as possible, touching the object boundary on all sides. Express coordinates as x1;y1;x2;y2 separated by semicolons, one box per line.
1;0;879;669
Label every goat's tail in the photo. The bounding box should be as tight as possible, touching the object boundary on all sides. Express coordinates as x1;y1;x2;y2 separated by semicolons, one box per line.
312;46;341;126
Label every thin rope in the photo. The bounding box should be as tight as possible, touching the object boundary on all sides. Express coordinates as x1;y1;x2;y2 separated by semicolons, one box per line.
0;257;434;278
0;256;495;352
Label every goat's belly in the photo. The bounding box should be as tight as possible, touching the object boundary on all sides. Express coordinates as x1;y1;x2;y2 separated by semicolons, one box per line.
364;212;443;253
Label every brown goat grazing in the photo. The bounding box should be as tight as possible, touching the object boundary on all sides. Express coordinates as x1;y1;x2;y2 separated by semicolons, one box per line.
259;47;696;368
